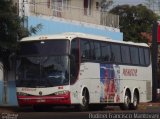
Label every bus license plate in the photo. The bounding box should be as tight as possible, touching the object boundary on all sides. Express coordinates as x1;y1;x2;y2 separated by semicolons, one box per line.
36;99;46;103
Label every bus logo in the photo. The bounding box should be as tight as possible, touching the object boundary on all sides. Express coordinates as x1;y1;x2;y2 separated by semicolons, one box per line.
123;68;137;77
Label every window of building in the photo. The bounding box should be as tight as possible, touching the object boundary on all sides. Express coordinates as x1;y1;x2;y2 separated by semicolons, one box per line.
96;2;99;10
52;0;62;17
47;0;51;8
52;0;70;16
63;0;70;8
31;0;35;4
84;0;92;15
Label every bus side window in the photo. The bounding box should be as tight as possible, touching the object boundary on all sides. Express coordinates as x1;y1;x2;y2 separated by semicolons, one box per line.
94;41;101;60
144;48;150;66
111;44;121;63
139;47;145;66
90;41;95;60
100;42;111;62
80;39;91;60
110;52;115;62
130;46;140;65
121;45;131;64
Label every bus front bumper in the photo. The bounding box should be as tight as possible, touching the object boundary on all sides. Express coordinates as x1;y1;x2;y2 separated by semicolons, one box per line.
17;94;71;106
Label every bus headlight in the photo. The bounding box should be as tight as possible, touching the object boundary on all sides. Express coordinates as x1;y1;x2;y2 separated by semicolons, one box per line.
17;92;29;96
54;91;69;95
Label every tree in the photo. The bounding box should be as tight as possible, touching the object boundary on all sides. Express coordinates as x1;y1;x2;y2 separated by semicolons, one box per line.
0;0;42;50
0;0;42;71
0;0;23;50
110;4;158;43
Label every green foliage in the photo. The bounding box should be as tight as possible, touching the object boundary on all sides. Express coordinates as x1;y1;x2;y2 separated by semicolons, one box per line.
110;4;158;43
0;0;42;51
0;0;26;50
29;24;43;35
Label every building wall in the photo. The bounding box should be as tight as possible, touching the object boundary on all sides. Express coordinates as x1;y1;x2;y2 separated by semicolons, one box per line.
28;16;123;41
0;61;17;106
29;0;118;27
30;0;52;16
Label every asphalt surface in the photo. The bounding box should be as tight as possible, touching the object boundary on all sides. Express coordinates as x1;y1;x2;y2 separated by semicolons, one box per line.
0;104;160;119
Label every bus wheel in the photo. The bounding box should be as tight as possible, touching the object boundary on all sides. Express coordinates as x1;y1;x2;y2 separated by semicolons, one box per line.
120;91;131;110
130;93;139;110
79;88;89;111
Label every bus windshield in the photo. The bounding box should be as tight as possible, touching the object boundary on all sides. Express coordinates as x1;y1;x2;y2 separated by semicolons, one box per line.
16;40;69;87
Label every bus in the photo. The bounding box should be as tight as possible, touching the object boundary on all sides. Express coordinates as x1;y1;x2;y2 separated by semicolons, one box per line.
16;32;152;111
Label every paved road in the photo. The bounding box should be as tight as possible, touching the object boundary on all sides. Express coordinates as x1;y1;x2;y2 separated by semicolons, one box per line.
1;106;160;119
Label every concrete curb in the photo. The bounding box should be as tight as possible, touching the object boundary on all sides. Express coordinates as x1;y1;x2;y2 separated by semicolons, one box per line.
0;103;160;112
0;107;17;113
138;103;160;110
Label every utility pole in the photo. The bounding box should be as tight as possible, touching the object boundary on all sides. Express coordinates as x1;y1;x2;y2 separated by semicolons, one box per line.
152;22;159;102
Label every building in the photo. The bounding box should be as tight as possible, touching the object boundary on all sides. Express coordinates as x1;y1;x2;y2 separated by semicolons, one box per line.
21;0;123;40
29;0;118;27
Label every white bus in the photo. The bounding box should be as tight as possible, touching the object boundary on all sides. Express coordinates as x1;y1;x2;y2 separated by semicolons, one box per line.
16;33;152;111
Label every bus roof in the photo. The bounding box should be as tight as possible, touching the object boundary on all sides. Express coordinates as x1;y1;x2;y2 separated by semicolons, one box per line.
20;32;149;47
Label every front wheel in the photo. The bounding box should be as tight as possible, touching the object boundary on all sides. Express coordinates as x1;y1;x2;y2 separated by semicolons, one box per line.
77;89;89;111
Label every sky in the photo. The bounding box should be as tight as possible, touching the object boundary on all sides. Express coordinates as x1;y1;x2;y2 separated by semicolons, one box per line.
105;0;147;11
113;0;160;11
113;0;146;5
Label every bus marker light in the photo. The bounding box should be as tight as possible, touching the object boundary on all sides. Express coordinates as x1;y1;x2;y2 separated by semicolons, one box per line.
58;86;63;89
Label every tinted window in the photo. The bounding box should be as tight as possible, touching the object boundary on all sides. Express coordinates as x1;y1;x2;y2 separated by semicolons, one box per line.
111;44;121;63
90;41;95;60
71;39;80;83
16;56;69;87
20;40;69;56
139;48;145;65
121;45;131;64
144;48;150;65
101;42;111;62
94;41;101;60
80;39;90;60
130;46;139;65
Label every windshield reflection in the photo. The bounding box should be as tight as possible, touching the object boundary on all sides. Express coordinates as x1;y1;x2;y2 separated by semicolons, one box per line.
16;56;69;87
